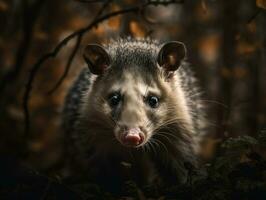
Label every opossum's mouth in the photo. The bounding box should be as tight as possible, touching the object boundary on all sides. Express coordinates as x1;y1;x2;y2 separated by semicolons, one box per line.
116;127;145;148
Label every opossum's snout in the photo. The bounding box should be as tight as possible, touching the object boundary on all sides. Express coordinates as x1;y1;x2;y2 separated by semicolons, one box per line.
115;126;147;147
121;127;144;146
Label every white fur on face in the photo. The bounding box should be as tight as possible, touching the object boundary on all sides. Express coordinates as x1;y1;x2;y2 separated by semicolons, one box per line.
109;72;162;145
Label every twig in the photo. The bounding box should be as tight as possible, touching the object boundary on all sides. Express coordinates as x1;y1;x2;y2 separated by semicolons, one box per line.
94;0;113;19
247;8;261;24
23;0;184;142
47;34;82;94
47;0;113;94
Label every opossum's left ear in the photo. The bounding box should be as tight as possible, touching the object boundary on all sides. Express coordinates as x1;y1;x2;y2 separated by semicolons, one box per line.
157;41;186;72
83;44;111;75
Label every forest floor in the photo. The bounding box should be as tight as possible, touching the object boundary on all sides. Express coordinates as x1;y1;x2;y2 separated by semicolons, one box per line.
1;132;266;200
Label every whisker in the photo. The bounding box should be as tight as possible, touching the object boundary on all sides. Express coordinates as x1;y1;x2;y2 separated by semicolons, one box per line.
148;139;156;155
157;131;179;141
150;138;170;166
150;138;160;150
155;132;173;144
144;140;151;153
187;91;205;99
198;99;228;109
153;138;168;156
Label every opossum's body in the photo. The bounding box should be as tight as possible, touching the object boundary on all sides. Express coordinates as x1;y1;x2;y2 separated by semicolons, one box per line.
62;38;207;191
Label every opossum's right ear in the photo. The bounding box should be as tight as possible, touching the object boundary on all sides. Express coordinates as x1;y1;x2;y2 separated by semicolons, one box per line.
83;44;111;75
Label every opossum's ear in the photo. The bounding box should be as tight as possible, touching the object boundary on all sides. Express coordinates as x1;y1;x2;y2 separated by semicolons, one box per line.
83;44;111;75
157;41;186;72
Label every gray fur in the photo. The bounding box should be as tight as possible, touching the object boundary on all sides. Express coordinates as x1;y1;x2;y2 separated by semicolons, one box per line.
62;38;208;191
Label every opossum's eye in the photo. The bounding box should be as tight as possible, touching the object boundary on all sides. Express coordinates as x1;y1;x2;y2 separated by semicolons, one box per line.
108;93;121;107
147;96;159;108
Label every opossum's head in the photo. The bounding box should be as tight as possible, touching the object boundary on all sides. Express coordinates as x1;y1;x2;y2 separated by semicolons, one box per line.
83;40;188;148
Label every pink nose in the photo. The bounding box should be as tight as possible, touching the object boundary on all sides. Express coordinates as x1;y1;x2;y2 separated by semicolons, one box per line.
121;128;144;146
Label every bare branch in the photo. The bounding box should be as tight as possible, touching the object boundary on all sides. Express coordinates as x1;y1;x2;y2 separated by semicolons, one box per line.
94;0;113;19
47;35;82;94
247;8;261;24
47;0;113;94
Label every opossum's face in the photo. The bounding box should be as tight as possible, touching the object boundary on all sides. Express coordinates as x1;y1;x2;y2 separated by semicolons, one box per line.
84;41;187;148
101;72;167;148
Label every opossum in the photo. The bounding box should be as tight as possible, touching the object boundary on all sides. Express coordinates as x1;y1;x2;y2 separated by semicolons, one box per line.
62;38;207;192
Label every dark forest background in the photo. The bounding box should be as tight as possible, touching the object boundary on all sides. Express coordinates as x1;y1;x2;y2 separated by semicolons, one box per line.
0;0;266;199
